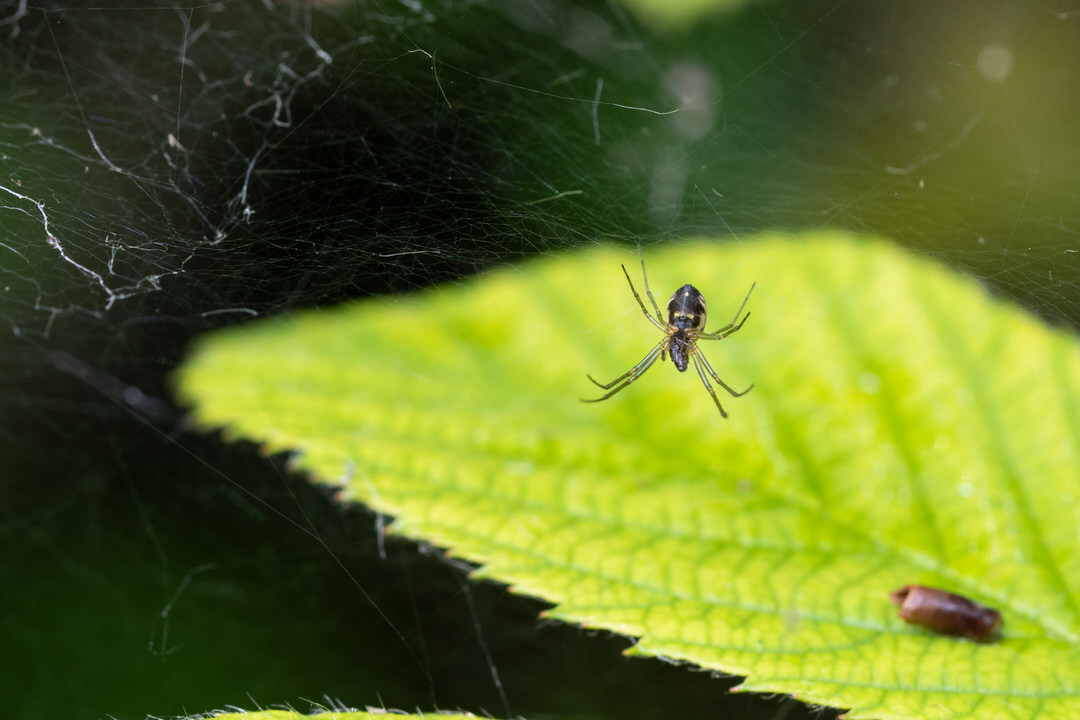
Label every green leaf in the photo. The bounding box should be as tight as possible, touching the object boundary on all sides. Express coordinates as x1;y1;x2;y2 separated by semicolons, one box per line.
176;232;1080;719
198;712;486;720
613;0;751;30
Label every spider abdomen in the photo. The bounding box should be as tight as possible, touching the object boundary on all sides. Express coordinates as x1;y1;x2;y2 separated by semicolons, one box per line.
667;284;708;331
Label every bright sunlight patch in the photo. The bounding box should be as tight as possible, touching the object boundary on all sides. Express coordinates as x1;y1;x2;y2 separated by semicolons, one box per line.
176;234;1080;720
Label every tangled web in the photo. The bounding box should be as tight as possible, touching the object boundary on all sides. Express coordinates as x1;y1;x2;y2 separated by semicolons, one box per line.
2;1;1078;351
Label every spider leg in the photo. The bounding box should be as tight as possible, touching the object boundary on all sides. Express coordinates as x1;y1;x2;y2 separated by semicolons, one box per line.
695;347;753;397
621;264;666;330
700;310;750;340
690;352;728;418
700;282;755;339
583;341;666;401
636;245;665;326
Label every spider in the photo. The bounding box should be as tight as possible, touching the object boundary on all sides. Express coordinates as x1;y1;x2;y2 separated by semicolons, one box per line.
583;250;755;418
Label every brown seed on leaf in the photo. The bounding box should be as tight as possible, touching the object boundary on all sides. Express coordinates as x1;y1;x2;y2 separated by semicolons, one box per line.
890;585;1003;643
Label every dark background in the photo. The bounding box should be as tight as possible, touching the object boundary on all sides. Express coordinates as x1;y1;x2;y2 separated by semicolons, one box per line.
2;1;1078;718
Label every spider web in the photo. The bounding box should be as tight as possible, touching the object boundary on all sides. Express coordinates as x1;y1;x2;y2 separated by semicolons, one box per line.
2;1;1079;719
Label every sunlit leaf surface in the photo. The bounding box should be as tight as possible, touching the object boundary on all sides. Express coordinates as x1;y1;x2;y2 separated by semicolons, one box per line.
176;234;1080;719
